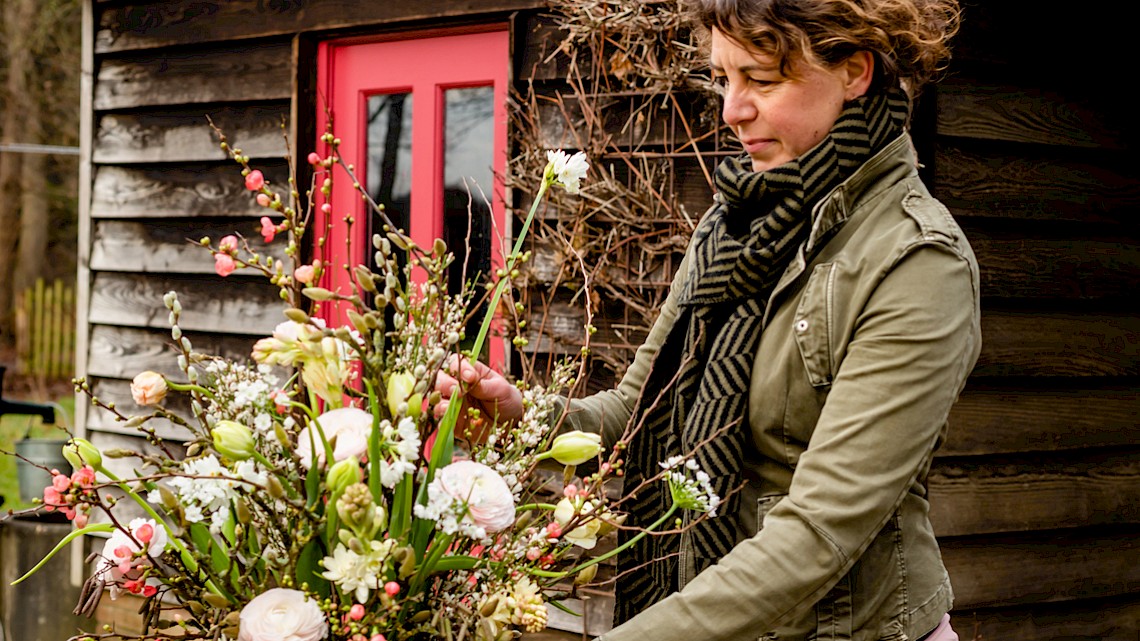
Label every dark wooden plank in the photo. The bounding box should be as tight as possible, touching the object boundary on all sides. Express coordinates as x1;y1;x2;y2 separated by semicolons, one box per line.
91;219;288;273
943;385;1140;456
941;527;1140;609
95;0;544;53
88;272;283;335
953;593;1140;641
95;41;292;110
937;78;1126;150
967;230;1140;301
934;142;1140;224
86;324;260;380
974;310;1140;378
92;163;290;219
93;104;291;164
928;450;1140;537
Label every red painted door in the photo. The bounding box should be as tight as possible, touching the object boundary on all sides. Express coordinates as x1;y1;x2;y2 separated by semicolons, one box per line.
315;29;509;368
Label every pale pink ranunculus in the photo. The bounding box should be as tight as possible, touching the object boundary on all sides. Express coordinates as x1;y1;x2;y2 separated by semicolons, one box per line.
436;460;516;534
245;169;266;191
294;264;316;284
239;588;328;641
130;371;168;406
295;407;374;470
260;216;277;242
215;253;236;277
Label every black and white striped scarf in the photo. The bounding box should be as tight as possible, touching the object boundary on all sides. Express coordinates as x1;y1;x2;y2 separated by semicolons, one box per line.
615;87;910;624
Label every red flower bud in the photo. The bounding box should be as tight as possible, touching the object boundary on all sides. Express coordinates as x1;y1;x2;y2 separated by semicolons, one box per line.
245;170;265;191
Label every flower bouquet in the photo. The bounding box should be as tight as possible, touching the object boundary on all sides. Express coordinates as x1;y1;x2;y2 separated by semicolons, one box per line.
12;130;719;641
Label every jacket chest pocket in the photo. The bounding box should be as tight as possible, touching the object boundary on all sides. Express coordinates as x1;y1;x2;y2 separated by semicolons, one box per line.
793;263;837;387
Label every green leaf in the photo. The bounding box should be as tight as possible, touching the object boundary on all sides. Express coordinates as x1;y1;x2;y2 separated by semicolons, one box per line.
296;539;330;598
190;522;230;576
429;555;480;573
389;473;412;539
11;523;114;586
548;599;583;617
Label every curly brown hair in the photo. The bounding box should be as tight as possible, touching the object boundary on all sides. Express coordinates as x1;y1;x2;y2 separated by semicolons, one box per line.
688;0;961;92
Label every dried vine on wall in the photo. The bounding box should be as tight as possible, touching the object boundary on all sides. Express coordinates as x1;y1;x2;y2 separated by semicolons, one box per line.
508;0;736;388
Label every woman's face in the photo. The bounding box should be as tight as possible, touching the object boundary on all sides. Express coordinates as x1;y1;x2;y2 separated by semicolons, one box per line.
710;28;873;172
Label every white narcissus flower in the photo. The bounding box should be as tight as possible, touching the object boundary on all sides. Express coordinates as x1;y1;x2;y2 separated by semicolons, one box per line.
554;497;604;550
295;407;374;470
545;150;589;194
238;588;328;641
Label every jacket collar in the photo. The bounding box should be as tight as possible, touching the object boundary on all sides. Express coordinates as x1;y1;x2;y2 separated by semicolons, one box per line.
803;132;918;255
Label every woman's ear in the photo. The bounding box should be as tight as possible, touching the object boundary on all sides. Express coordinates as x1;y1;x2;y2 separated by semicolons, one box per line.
842;51;875;100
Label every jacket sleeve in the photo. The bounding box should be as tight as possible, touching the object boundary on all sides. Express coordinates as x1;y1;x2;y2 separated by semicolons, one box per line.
598;243;981;641
556;249;692;448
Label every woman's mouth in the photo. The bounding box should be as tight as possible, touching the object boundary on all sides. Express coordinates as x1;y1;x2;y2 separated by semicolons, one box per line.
741;138;774;155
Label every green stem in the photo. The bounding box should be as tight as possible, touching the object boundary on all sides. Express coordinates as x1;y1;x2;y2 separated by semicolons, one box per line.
428;178;552;475
515;503;558;512
409;531;455;597
164;380;217;401
542;504;679;581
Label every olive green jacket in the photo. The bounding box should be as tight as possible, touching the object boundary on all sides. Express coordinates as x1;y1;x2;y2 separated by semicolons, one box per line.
563;134;982;641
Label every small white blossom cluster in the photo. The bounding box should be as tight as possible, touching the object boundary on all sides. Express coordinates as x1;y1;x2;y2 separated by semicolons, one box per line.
201;361;280;435
477;362;575;494
378;417;421;488
659;456;721;516
152;454;266;533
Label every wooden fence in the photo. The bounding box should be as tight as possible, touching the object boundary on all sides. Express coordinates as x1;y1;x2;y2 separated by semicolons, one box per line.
14;278;76;380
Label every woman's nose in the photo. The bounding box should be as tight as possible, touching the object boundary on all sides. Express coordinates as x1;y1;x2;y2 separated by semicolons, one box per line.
721;88;756;126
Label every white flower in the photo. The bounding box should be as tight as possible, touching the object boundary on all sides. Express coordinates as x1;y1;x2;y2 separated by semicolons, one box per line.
554;498;603;550
414;460;516;538
167;454;241;533
130;371;168;406
379;458;415;489
320;539;395;603
660;457;721;516
295;407;374;469
97;518;169;598
238;588;328;641
545;150;589;194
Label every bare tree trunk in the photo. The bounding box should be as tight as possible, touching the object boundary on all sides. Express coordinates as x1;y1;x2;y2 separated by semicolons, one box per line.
0;0;37;344
16;152;49;296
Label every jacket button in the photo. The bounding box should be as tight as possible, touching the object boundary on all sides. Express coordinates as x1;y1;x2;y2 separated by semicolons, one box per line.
795;319;809;332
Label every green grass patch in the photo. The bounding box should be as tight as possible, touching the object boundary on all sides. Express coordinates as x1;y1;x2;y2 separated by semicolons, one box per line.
1;395;75;510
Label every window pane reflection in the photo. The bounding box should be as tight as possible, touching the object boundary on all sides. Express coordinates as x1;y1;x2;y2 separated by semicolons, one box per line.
367;93;414;236
443;86;494;294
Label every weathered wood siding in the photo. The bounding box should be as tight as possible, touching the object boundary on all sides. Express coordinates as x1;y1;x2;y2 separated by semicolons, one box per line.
79;1;1140;639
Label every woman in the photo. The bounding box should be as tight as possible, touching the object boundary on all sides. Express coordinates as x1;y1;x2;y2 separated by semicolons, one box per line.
441;1;977;639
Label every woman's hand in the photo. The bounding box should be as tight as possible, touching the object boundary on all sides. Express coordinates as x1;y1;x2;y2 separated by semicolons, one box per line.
434;356;524;438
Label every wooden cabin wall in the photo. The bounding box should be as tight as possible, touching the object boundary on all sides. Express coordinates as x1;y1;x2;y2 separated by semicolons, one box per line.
516;3;1140;640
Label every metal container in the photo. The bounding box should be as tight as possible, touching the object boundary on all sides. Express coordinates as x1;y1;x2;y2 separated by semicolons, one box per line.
14;439;69;504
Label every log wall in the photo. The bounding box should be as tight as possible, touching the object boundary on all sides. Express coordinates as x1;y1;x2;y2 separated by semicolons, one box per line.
78;1;1140;639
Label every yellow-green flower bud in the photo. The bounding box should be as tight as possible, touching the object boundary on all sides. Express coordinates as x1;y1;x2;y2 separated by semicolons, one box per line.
326;456;361;495
386;371;422;418
212;420;256;461
544;430;602;466
63;438;102;470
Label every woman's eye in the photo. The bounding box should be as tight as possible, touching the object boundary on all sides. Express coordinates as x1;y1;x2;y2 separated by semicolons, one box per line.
748;77;777;87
